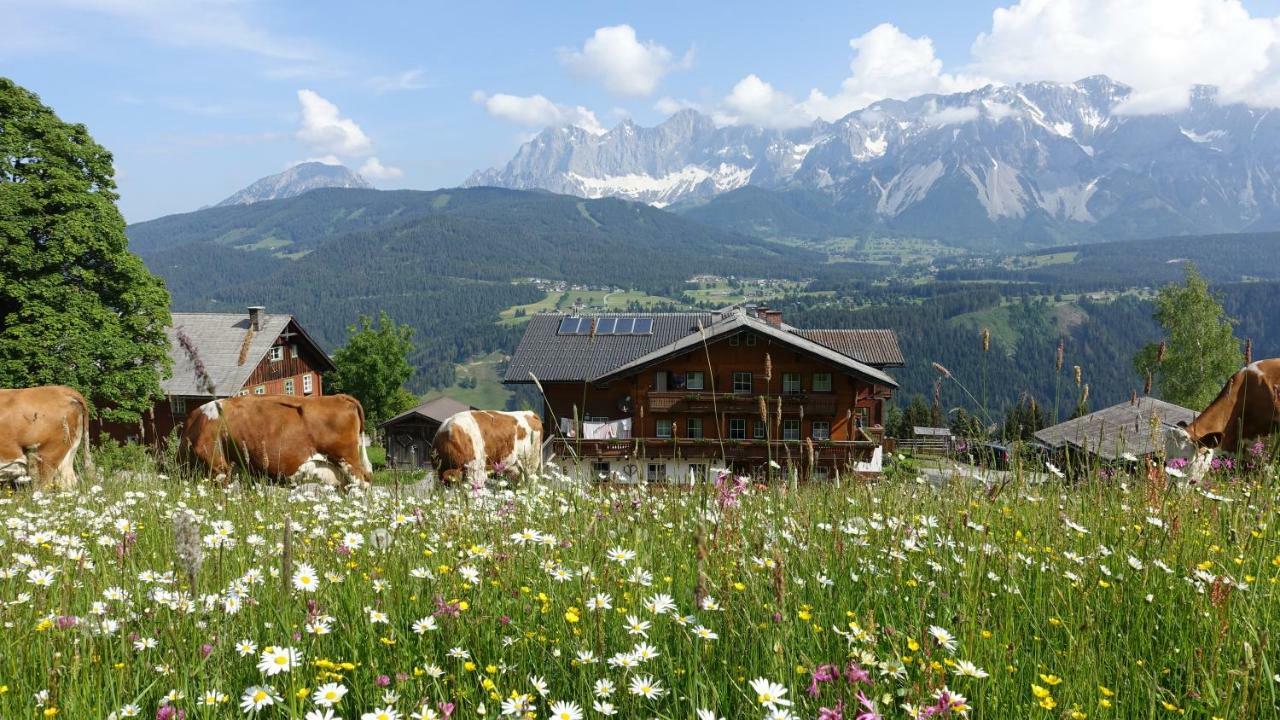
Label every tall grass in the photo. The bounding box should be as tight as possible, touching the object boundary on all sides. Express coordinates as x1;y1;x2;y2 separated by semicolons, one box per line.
0;460;1276;718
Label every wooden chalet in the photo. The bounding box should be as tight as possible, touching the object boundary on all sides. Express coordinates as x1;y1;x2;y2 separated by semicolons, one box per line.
504;306;903;482
378;396;474;469
94;306;335;444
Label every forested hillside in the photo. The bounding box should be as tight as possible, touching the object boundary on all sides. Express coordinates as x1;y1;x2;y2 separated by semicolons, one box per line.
129;187;820;390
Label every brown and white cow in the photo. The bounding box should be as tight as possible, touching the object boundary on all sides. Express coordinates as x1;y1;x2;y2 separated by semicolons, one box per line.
432;410;542;484
1166;358;1280;478
0;385;93;491
179;394;372;488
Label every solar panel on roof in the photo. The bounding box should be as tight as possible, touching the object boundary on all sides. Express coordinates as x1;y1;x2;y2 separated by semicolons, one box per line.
632;318;653;334
595;318;616;334
558;317;583;335
613;318;634;334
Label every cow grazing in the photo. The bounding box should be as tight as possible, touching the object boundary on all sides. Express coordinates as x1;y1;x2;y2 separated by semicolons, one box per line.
1166;358;1280;478
432;410;542;484
179;394;371;488
0;385;93;490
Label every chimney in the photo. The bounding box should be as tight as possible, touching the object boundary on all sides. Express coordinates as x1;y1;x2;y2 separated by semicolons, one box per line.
764;309;782;327
248;306;265;331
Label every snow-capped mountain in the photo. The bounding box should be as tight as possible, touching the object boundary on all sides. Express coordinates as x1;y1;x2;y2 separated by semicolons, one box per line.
217;162;372;207
467;77;1280;244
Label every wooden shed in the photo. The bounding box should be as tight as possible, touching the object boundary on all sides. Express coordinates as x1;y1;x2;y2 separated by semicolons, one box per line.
378;397;473;468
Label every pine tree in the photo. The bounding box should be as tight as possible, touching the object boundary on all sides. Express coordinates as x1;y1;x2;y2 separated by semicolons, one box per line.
1134;264;1243;409
0;78;171;421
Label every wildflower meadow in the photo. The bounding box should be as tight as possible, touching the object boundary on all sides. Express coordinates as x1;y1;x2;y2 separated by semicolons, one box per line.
1;459;1278;720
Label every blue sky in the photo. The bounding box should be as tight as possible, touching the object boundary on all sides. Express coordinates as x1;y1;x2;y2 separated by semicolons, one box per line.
5;0;1280;221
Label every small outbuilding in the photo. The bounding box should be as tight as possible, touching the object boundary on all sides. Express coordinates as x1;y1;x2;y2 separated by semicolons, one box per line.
378;397;474;468
1034;397;1196;463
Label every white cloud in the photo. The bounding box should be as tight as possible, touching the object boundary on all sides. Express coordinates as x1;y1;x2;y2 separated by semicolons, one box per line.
922;103;980;126
358;157;404;181
20;0;318;61
560;24;692;96
715;75;810;128
369;68;432;94
801;23;989;120
473;91;604;134
969;0;1280;112
295;89;373;157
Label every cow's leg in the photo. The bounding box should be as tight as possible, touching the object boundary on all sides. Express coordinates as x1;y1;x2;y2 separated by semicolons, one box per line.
32;435;74;492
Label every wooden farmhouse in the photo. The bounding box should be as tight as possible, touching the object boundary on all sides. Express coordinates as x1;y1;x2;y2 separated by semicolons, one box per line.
94;306;334;444
378;396;474;469
504;306;902;482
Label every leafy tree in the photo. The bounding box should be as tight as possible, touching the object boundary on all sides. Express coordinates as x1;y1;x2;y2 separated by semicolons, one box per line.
1134;264;1243;409
949;407;988;440
328;311;417;425
0;78;170;421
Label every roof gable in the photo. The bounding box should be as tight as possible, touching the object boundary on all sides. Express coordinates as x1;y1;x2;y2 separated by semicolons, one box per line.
593;313;898;387
164;312;332;397
505;311;903;386
379;396;474;427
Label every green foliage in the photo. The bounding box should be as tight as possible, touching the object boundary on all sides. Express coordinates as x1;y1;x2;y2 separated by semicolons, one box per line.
328;311;418;425
0;78;171;420
1002;394;1047;441
1135;264;1244;410
92;438;157;476
879;451;920;483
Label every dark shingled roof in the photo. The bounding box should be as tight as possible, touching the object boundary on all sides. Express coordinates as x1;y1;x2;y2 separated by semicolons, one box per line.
505;313;713;384
505;311;901;386
1034;397;1196;460
792;329;904;367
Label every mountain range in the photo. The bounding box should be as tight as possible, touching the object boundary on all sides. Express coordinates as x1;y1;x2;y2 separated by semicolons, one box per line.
216;162;371;207
467;76;1280;247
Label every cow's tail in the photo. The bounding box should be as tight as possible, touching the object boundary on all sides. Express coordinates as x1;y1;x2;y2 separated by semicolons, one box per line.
350;395;373;477
74;392;95;481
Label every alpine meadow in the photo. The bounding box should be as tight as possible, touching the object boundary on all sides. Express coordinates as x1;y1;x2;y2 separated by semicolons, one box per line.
6;2;1280;719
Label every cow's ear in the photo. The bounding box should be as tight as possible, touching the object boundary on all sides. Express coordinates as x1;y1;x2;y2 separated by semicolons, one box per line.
1200;432;1223;449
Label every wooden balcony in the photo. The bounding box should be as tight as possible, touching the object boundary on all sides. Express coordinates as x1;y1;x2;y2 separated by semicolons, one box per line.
646;391;838;416
549;436;882;464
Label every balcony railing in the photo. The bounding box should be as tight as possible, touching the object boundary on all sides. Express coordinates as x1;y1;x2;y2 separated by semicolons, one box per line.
549;436;883;463
646;391;838;416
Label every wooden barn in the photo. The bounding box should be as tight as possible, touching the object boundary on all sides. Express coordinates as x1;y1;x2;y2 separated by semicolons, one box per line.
1034;396;1196;463
94;306;335;444
504;305;902;482
378;396;474;469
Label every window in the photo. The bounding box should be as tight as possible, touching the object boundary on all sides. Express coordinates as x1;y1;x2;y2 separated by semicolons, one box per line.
655;419;673;438
290;344;299;359
745;334;757;347
728;418;747;439
728;334;740;347
236;389;249;397
753;420;766;439
812;466;830;482
647;463;666;483
592;462;611;481
854;406;869;428
812;373;833;392
782;419;800;441
688;464;706;482
686;417;703;439
733;371;753;394
254;385;266;395
812;421;831;441
169;397;187;415
303;373;314;395
782;372;802;394
284;378;295;395
269;346;283;362
686;371;705;391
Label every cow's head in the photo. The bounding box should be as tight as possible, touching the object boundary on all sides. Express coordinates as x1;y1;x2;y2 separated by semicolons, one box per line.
1164;421;1216;481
